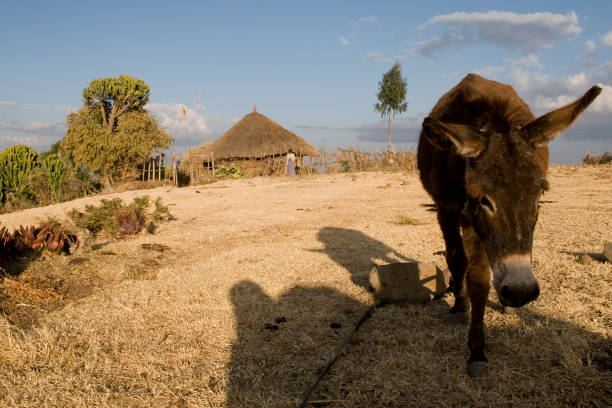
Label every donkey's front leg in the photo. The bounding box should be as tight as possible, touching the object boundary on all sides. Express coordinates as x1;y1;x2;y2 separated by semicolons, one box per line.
464;229;491;377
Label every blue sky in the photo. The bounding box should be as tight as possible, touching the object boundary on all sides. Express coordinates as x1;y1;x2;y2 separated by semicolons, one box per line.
1;1;610;163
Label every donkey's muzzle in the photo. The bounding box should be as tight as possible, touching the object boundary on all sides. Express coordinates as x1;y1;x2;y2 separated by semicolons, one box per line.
494;254;540;308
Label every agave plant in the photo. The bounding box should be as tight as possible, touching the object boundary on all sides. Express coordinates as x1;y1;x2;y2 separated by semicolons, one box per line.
116;208;146;238
13;225;39;251
33;225;77;254
0;222;77;259
0;224;14;261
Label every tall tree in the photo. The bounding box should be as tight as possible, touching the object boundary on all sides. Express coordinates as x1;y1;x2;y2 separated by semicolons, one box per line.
82;75;150;134
374;63;408;152
63;75;171;188
62;109;172;186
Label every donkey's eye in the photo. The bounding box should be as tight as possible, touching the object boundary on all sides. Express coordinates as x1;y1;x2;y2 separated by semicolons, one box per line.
479;195;496;214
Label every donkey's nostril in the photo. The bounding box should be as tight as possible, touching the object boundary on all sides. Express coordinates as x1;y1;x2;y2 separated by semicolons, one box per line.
529;283;540;302
500;285;511;301
499;282;539;307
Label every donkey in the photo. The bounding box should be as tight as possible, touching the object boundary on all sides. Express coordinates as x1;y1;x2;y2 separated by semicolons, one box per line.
417;73;601;377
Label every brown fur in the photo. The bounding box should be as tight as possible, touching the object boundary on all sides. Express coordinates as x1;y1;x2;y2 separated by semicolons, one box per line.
417;73;601;376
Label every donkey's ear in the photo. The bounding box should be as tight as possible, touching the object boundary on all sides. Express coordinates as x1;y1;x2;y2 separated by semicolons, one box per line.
422;117;486;158
522;86;602;147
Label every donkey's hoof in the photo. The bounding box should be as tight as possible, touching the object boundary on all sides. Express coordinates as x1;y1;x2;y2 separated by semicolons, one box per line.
468;361;488;377
502;305;517;315
443;311;470;325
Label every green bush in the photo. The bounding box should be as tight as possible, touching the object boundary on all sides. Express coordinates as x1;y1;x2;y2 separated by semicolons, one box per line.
42;153;65;202
67;196;172;237
152;197;172;222
341;160;351;172
216;164;244;179
68;198;123;235
0;145;40;202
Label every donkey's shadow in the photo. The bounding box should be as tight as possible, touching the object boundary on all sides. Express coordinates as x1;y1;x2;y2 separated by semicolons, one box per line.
312;227;416;290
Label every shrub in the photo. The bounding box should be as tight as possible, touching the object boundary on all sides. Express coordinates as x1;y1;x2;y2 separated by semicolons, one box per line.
68;198;123;235
67;196;172;238
0;144;40;202
216;164;244;179
152;197;172;222
317;147;417;173
583;150;612;165
42;153;65;202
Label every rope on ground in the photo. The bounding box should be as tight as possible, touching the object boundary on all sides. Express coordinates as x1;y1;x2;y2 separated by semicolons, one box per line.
297;301;387;408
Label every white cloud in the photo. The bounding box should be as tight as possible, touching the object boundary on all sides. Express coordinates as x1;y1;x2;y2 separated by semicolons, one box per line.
0;101;17;108
147;103;212;146
602;30;612;47
413;11;582;58
585;40;597;53
0;119;65;137
363;51;403;64
597;61;612;83
503;69;611;141
353;114;425;144
0;120;65;151
0;135;42;146
589;84;612;113
339;36;350;46
359;15;378;23
582;40;598;69
364;51;383;60
510;54;543;69
473;66;505;79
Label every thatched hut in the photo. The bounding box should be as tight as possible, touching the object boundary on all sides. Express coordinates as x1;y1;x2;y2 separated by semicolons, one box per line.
183;108;318;179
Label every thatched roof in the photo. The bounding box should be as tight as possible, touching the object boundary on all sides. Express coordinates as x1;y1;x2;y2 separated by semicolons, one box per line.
180;140;211;165
199;109;319;160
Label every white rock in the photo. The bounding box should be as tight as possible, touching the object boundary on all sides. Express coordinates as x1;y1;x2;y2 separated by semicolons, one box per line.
604;241;612;263
369;262;449;303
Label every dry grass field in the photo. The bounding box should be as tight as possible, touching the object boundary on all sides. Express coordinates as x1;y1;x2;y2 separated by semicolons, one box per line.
0;165;610;407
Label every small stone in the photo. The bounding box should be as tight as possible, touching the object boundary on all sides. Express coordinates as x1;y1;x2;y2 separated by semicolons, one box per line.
604;241;612;263
578;253;592;265
369;262;449;303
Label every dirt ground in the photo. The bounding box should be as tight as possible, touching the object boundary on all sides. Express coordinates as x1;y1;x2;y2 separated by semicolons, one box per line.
0;165;610;407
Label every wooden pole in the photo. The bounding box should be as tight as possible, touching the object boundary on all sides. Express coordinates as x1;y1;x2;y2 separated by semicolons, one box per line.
172;148;177;186
157;154;161;180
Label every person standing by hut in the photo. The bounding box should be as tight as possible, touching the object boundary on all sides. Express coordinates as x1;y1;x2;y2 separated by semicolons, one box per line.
286;149;296;176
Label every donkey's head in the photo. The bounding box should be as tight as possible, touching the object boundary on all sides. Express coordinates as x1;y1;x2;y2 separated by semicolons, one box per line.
423;86;601;307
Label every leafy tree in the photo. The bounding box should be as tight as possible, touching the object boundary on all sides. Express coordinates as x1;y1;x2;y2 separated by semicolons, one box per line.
62;108;172;185
82;75;150;134
374;63;408;152
62;75;172;188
